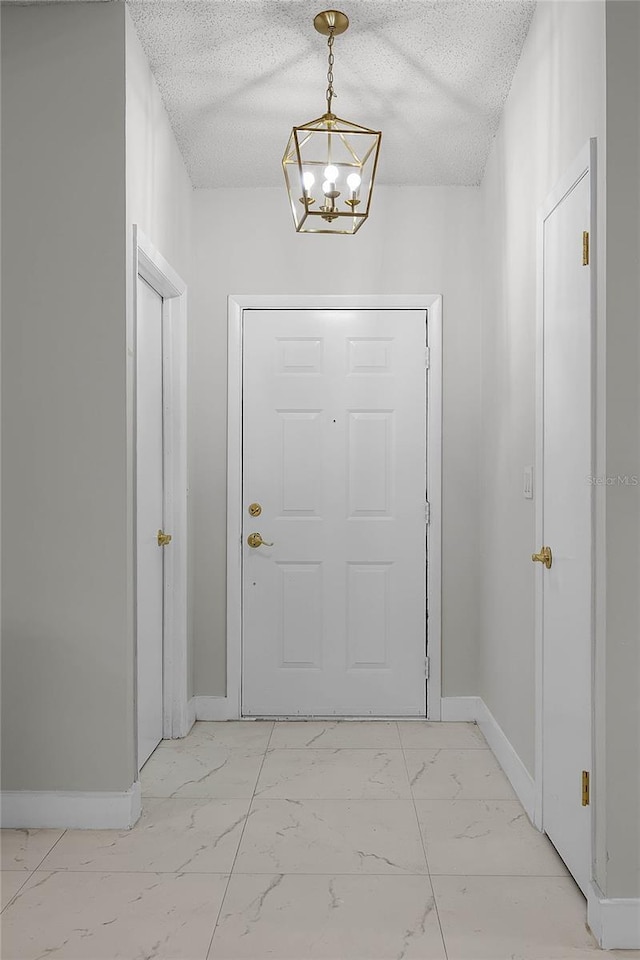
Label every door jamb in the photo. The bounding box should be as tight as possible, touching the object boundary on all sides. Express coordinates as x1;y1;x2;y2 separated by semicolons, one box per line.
134;226;189;744
533;140;597;854
226;294;443;720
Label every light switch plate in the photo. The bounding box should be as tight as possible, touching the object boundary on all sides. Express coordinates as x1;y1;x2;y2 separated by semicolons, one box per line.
524;465;534;499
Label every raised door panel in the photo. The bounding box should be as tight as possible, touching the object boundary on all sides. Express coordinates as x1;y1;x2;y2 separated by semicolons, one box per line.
346;563;391;669
278;411;323;517
348;338;393;375
277;338;323;375
348;411;394;517
277;562;324;669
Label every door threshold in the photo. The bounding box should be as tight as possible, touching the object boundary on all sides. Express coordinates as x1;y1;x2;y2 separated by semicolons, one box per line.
243;716;428;722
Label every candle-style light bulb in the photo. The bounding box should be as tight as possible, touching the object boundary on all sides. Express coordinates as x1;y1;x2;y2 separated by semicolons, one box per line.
346;172;362;208
298;170;317;207
321;168;340;221
321;175;340;221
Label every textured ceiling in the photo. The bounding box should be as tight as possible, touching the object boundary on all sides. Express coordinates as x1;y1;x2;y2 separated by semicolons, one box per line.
128;0;535;188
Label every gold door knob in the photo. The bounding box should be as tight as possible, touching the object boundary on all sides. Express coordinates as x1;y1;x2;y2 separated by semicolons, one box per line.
157;529;172;547
531;545;552;569
247;532;274;548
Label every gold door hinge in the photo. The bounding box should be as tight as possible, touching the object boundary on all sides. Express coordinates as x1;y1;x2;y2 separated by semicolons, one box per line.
582;231;590;266
582;770;590;806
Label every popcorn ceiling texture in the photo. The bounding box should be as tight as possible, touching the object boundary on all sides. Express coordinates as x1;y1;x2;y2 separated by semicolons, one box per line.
127;0;536;187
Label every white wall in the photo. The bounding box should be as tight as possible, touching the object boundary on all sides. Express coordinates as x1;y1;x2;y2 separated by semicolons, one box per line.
125;11;192;285
1;2;134;792
189;185;483;699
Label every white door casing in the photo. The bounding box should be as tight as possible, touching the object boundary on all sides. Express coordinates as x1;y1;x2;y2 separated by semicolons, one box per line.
224;296;441;719
535;142;595;895
134;227;189;763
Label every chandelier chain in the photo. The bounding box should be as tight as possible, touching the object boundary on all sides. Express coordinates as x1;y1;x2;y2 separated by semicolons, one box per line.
326;27;336;114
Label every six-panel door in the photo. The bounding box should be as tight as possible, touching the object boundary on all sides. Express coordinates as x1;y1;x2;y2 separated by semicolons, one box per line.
242;309;427;717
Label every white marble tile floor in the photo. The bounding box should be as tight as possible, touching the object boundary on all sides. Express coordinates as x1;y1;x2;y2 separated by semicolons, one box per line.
1;721;633;959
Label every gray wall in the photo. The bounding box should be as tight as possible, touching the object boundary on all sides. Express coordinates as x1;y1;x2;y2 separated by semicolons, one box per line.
1;2;135;791
189;185;483;700
602;0;640;899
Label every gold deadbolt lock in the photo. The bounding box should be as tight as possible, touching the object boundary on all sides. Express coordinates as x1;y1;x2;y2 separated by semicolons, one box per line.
157;529;172;547
248;503;262;517
531;545;552;569
247;532;274;549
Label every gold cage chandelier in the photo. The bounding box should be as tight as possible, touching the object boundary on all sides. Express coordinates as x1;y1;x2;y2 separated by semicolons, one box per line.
282;10;382;235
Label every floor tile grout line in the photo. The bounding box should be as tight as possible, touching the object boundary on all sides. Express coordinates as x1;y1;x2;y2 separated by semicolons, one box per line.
270;748;489;751
142;795;261;801
398;727;450;960
0;868;36;915
138;796;523;802
222;870;575;878
400;746;491;753
138;795;519;803
29;829;68;874
204;721;275;960
1;829;65;876
5;868;579;878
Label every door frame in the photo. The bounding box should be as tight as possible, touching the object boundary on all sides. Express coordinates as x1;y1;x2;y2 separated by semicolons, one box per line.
134;226;189;744
226;294;443;720
533;140;597;854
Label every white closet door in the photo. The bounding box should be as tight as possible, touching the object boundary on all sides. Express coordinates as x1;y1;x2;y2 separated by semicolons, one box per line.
541;169;592;894
136;276;164;768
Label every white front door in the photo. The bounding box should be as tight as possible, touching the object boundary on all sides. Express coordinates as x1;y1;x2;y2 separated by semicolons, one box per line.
540;163;593;894
136;276;165;768
242;308;427;717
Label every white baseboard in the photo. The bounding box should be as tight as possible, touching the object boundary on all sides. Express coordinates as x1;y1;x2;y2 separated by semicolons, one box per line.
440;696;483;722
185;696;197;731
588;882;640;949
440;696;535;820
475;700;535;821
1;781;142;830
193;695;239;721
